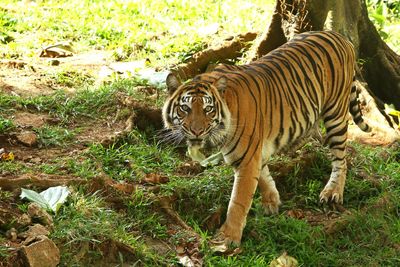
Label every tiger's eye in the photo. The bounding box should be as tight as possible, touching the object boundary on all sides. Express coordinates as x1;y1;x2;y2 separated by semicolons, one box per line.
180;105;190;112
204;106;213;112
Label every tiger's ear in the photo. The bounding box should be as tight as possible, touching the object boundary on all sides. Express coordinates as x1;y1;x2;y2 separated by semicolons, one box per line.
214;76;227;95
166;73;182;95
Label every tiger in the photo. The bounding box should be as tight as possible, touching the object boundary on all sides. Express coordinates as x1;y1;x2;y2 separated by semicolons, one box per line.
162;31;371;249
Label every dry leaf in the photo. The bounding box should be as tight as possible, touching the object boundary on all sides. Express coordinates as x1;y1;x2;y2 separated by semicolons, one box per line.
269;252;298;267
40;41;74;58
286;209;305;219
111;181;136;194
202;207;223;231
0;150;15;161
16;131;38;146
176;242;203;267
143;173;169;184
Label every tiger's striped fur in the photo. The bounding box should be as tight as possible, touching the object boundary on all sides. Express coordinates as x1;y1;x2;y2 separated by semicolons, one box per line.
163;31;370;247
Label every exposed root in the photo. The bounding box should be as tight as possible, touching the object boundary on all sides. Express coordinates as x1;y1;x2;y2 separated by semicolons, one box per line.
157;196;204;267
0;174;85;191
158;196;199;234
170;32;258;81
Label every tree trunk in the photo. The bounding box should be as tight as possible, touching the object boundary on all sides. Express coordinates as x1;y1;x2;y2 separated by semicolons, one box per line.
252;0;400;109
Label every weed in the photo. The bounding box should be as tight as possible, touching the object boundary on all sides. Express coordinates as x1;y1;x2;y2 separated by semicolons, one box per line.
0;189;13;200
87;135;180;182
0;116;15;133
51;69;95;88
0;242;10;259
0;161;27;176
367;0;400;52
34;125;76;147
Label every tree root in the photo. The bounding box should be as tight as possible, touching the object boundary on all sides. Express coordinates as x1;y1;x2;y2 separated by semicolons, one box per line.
0;174;85;191
170;32;258;81
157;195;200;235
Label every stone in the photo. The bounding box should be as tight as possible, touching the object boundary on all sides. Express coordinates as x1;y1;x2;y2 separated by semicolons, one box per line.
16;131;38;146
20;236;60;267
27;203;53;228
19;224;50;240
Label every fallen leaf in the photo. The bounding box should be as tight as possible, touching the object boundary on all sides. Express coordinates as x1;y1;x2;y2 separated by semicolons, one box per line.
269;252;298;267
200;152;223;167
176;242;203;267
143;173;169;184
0;150;15;161
187;146;206;162
202;207;223;231
111;181;136;194
20;186;70;213
286;209;305;219
16;131;38;146
175;161;204;175
40;41;74;58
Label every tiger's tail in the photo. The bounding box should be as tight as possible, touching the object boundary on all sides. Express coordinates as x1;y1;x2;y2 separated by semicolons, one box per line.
349;83;371;132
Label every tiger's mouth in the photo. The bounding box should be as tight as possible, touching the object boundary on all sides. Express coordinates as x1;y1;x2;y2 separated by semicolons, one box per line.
187;138;204;147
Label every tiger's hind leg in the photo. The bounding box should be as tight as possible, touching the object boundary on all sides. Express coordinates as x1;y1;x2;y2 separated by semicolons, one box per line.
320;111;349;204
259;164;281;214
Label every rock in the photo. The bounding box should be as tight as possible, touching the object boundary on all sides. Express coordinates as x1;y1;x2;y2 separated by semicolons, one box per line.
27;203;53;228
19;224;50;241
16;214;32;228
6;227;18;241
13;112;46;128
20;236;60;267
49;60;60;66
16;131;38;146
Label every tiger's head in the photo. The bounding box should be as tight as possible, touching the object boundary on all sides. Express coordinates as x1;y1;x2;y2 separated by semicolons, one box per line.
162;73;231;148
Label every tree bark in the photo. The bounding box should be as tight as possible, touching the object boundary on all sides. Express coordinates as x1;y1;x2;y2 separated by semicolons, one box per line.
252;0;400;109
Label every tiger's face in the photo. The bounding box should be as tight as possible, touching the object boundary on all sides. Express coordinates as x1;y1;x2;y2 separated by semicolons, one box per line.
162;74;231;148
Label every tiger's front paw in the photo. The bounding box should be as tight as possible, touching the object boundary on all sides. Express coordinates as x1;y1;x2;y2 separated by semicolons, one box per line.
319;185;344;204
261;190;281;215
209;224;241;253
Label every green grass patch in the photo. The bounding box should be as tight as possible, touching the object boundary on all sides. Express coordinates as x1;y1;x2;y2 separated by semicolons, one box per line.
0;0;273;66
0;115;15;133
87;134;181;182
51;190;166;266
0;77;159;124
34;125;76;147
0;161;28;176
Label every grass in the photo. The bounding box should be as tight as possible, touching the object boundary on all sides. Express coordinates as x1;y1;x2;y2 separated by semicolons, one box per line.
0;115;14;133
0;0;399;266
51;191;168;266
0;0;272;67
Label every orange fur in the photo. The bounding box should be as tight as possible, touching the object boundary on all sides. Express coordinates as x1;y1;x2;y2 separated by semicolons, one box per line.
163;31;370;247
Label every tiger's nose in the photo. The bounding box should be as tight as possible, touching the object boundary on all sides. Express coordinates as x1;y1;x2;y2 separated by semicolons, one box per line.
190;125;204;136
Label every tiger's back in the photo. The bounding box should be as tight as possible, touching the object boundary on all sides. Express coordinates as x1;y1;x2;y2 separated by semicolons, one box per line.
162;31;370;248
198;31;357;166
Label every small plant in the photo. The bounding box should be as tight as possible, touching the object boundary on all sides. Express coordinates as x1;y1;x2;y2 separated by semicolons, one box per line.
0;242;10;259
0;116;15;133
0;189;13;200
34;125;76;147
52;70;95;88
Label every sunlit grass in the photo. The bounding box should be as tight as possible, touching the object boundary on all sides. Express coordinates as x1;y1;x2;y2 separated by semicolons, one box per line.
0;0;273;67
